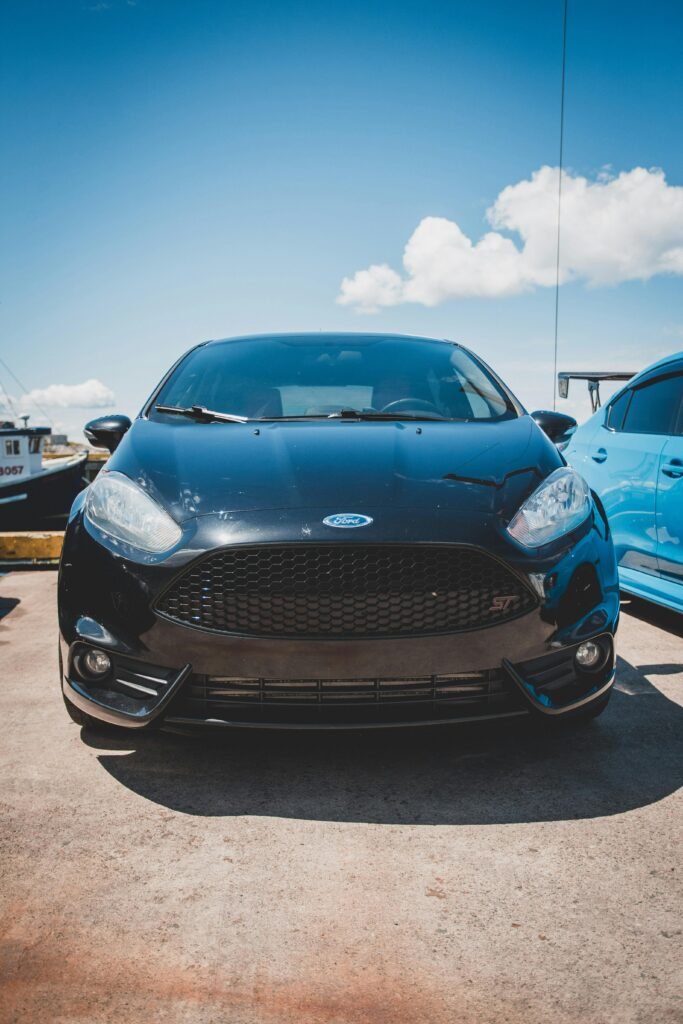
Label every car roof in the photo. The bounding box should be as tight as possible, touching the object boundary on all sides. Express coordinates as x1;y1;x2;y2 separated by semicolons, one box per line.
635;349;683;379
601;349;683;409
204;332;461;347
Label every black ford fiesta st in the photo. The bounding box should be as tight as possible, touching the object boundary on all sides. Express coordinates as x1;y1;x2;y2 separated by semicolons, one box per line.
59;333;619;732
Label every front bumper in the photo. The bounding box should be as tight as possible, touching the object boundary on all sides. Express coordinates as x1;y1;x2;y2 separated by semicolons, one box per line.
62;635;615;730
59;503;619;730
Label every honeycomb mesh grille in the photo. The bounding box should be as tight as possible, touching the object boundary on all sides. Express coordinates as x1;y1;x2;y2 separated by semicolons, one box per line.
155;544;535;638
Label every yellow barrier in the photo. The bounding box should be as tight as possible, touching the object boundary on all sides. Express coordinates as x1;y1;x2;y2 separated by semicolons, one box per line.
0;531;64;564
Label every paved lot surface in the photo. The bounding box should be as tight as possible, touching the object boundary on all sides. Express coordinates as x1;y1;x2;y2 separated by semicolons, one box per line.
0;571;681;1024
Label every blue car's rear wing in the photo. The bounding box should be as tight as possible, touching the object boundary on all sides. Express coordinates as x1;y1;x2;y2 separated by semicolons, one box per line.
558;371;636;413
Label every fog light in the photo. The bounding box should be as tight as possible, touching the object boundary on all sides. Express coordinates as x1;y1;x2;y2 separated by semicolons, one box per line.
575;640;603;670
80;648;112;679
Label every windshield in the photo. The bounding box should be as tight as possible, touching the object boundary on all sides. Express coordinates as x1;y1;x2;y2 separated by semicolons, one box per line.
151;335;518;422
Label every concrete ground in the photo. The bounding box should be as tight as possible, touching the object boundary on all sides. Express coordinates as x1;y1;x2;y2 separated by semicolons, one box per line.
0;572;681;1024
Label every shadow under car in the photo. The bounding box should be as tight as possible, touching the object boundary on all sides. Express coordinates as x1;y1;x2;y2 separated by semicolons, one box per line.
83;653;682;826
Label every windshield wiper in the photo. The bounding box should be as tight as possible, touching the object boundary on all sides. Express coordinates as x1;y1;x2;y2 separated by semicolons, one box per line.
155;404;249;424
155;405;458;424
326;409;450;422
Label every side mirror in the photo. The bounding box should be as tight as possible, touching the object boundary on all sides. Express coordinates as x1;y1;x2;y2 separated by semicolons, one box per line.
84;414;132;453
531;409;577;445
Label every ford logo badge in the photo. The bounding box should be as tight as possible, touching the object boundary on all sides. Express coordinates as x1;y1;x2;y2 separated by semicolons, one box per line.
323;513;374;529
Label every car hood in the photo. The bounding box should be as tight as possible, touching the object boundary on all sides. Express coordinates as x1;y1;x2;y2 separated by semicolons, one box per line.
108;416;562;523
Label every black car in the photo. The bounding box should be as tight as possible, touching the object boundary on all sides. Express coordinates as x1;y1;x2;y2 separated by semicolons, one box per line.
59;333;619;732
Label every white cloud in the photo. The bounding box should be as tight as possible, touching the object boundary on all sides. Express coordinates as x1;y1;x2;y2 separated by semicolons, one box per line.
338;165;683;312
22;379;116;409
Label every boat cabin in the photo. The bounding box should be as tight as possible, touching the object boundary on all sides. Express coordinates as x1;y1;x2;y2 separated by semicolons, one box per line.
0;422;52;482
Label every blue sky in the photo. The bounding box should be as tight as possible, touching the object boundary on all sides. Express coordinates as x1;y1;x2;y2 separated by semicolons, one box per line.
2;0;683;436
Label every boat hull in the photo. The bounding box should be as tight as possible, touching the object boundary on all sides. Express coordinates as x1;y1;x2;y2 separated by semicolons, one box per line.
0;454;88;529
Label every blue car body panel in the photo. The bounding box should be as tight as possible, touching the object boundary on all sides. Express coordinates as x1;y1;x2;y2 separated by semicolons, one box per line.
657;434;683;588
565;351;683;614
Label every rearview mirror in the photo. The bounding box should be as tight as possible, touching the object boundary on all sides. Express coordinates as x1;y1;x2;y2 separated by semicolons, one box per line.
531;409;577;445
84;414;132;453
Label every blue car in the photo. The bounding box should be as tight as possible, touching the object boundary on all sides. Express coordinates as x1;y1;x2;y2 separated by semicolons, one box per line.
564;352;683;614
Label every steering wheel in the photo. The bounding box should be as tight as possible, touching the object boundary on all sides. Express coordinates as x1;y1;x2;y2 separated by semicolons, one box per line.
380;398;441;415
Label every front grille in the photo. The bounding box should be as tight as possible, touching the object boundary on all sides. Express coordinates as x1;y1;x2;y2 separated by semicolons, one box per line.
156;544;536;638
166;668;526;726
196;670;500;704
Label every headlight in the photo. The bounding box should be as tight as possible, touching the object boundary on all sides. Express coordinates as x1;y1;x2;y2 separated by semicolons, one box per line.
507;468;591;548
85;471;182;554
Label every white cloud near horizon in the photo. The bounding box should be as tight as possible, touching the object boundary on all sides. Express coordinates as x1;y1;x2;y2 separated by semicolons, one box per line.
338;165;683;312
22;378;116;409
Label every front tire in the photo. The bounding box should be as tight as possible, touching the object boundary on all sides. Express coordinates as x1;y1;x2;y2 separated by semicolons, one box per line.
62;692;108;730
536;690;611;729
574;691;611;721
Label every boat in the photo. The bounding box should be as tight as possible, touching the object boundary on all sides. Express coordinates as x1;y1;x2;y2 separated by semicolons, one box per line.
0;418;88;530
